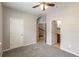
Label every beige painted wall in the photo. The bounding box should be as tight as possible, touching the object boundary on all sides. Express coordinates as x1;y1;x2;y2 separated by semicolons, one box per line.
46;3;79;56
3;7;37;50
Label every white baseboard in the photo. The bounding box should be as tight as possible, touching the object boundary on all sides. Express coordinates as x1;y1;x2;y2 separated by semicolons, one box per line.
3;48;12;52
23;42;36;46
3;42;36;52
61;48;79;56
46;42;52;45
3;46;23;52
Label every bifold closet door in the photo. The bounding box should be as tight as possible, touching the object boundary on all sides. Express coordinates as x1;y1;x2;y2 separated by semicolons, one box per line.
10;18;24;49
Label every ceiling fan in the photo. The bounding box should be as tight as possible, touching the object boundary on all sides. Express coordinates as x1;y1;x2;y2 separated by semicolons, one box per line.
32;2;55;11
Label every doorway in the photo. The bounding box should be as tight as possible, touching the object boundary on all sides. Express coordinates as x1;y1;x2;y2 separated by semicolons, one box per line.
36;17;46;44
10;18;24;49
52;20;61;48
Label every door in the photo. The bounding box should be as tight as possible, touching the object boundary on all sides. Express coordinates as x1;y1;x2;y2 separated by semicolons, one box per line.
10;18;24;49
52;20;57;44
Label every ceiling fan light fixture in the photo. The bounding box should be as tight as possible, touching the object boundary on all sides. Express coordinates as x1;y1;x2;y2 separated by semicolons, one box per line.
40;4;48;11
40;4;44;10
32;2;55;11
45;4;48;9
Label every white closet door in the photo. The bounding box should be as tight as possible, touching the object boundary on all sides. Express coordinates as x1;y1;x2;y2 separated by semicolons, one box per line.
52;20;57;44
10;18;24;49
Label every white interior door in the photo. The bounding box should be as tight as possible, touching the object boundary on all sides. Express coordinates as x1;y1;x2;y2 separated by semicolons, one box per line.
52;20;57;44
10;18;24;49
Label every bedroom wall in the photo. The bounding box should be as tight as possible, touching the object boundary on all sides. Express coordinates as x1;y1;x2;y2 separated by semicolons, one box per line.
3;7;37;50
46;3;79;56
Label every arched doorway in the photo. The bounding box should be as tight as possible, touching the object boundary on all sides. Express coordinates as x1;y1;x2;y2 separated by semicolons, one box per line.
52;20;61;48
36;16;46;44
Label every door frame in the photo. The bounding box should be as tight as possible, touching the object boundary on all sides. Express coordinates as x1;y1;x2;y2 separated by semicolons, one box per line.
36;17;47;43
52;20;57;45
52;20;61;48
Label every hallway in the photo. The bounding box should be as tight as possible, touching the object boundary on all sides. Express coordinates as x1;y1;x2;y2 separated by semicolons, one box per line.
2;43;77;57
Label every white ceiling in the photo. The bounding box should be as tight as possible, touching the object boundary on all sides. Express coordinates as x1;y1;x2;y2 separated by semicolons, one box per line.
2;2;73;16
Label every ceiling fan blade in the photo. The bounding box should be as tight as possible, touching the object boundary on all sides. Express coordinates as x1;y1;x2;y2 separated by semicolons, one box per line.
47;3;55;6
32;5;40;8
